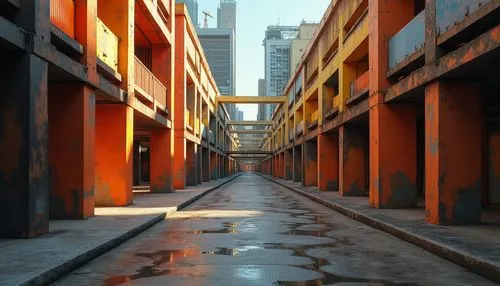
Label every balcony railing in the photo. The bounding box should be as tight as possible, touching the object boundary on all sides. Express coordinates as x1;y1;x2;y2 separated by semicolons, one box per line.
97;18;119;71
388;10;425;70
185;110;193;130
349;70;369;100
296;121;304;136
134;56;167;107
436;0;491;36
50;0;75;38
209;131;216;145
310;110;319;123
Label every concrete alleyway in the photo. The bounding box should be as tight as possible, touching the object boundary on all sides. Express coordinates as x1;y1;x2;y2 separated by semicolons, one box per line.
55;174;494;285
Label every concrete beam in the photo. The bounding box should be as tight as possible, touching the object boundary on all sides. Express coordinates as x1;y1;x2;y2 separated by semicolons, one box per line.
230;130;272;134
236;137;265;141
228;120;273;126
217;96;287;104
226;150;274;155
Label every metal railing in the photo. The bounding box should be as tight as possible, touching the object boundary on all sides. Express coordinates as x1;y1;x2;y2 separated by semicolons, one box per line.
388;10;425;70
134;56;167;107
349;70;369;99
97;18;119;71
50;0;75;38
436;0;491;36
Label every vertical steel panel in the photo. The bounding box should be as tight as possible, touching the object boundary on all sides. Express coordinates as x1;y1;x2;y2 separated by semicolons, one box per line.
50;0;75;38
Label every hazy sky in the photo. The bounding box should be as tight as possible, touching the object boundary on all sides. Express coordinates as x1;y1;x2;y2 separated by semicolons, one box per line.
195;0;331;120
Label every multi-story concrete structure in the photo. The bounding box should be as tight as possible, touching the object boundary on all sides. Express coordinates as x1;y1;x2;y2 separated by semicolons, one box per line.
198;0;237;120
257;79;267;121
177;0;199;27
290;23;318;73
263;25;299;119
256;0;500;226
197;29;235;97
218;0;237;31
0;1;239;238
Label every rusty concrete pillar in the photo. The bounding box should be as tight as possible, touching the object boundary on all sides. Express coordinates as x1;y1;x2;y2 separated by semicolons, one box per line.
0;55;50;238
280;152;285;178
202;147;210;182
369;104;417;208
197;144;203;184
186;141;197;186
95;104;133;206
210;151;218;180
425;81;483;225
368;0;418;208
303;139;318;186
339;126;366;196
318;132;339;192
285;148;293;180
48;84;95;218
173;137;187;189
150;128;173;193
293;145;303;182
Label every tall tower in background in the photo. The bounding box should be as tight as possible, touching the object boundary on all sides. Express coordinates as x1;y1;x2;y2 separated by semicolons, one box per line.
257;79;266;121
218;0;237;31
263;25;299;120
176;0;199;27
198;0;238;120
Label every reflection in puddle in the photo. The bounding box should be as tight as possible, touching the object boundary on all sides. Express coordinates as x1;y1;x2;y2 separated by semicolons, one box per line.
103;186;416;286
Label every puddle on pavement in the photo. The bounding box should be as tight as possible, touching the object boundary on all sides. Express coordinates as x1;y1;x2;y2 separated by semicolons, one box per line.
102;190;416;286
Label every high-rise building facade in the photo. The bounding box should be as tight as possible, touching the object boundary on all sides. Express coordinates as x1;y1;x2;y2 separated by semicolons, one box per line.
257;79;266;121
197;28;235;95
218;0;237;31
263;26;299;119
290;23;318;73
176;0;198;27
198;0;238;120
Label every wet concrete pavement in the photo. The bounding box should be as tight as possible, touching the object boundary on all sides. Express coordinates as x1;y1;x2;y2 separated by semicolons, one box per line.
55;173;497;286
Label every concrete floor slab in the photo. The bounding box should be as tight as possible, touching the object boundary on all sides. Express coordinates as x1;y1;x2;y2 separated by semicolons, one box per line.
0;175;240;286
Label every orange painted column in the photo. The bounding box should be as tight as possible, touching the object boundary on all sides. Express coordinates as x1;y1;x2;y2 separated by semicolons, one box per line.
95;104;133;206
339;126;366;196
303;139;318;186
150;128;173;193
210;151;218;180
196;144;202;184
318;133;339;192
49;84;95;218
425;81;483;225
202;147;210;182
369;104;417;208
186;141;197;186
280;151;286;179
284;148;293;180
368;0;417;206
293;145;302;182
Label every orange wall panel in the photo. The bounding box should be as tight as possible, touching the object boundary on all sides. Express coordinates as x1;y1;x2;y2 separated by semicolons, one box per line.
50;0;75;38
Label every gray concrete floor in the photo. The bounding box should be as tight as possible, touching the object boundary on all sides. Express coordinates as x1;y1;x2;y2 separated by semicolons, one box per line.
55;173;497;286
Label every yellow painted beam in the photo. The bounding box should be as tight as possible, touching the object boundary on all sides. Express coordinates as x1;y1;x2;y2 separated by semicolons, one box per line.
228;120;273;126
230;129;272;134
217;96;287;104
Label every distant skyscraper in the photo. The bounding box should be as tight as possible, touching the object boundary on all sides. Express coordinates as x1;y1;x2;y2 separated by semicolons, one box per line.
263;25;299;119
197;29;235;97
218;0;237;31
290;23;317;73
257;79;266;121
177;0;198;27
198;0;237;119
